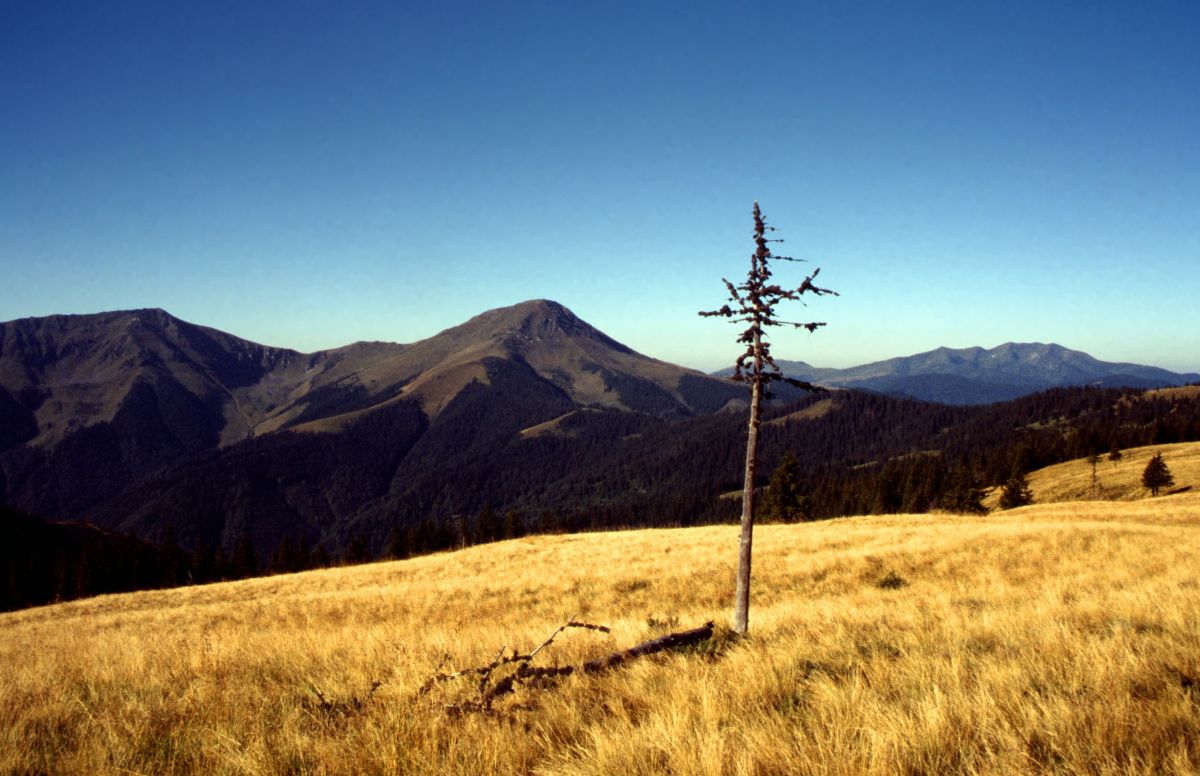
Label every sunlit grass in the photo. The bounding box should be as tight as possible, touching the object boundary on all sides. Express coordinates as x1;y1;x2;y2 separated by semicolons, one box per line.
984;441;1200;510
2;493;1198;774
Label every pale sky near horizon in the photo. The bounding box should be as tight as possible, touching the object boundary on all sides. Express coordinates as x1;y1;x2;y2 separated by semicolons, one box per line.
2;2;1198;373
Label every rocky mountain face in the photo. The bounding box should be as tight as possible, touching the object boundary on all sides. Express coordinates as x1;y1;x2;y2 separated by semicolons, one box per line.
721;343;1199;405
0;301;747;547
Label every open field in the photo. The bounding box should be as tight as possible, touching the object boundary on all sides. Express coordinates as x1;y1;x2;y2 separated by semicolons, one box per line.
2;495;1199;775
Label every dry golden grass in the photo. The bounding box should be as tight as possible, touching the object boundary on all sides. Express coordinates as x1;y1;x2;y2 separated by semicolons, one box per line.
985;441;1200;509
1145;386;1200;401
3;495;1199;775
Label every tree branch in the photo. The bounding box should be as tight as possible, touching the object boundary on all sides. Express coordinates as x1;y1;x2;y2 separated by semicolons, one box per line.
421;619;714;714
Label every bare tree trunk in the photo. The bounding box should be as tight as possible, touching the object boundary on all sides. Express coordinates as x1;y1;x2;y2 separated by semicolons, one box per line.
733;330;763;634
701;201;836;635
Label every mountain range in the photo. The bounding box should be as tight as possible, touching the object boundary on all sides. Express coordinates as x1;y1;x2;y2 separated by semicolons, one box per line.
1;300;741;451
2;301;1197;564
0;301;751;548
716;344;1199;405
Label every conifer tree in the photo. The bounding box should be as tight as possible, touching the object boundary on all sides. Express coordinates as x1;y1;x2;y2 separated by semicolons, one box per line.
472;502;499;545
700;201;835;633
231;530;257;578
998;466;1033;509
502;508;525;539
310;544;331;569
762;453;809;522
342;534;372;565
942;462;987;514
269;536;301;573
190;541;217;583
386;524;410;560
157;526;186;586
1141;452;1174;497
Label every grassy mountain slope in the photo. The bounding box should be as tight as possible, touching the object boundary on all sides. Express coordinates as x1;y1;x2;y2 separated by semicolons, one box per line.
984;441;1200;509
3;497;1197;775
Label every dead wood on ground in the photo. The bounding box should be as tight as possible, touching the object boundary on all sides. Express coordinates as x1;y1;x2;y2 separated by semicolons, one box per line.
420;618;715;714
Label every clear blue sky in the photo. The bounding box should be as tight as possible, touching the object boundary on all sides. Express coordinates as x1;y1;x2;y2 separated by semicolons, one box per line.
3;1;1198;372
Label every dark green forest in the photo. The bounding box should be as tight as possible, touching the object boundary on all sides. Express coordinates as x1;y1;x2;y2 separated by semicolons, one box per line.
3;384;1199;612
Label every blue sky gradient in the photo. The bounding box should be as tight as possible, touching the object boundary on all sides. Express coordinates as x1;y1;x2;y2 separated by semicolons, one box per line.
3;1;1198;372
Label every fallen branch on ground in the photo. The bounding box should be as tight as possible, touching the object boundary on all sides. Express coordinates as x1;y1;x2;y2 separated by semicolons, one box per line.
420;618;715;714
417;618;611;697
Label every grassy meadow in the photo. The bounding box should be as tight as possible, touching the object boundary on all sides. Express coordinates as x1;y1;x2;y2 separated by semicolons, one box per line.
2;488;1199;773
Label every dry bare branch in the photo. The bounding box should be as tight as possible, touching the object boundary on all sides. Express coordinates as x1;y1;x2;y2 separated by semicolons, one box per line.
421;619;712;715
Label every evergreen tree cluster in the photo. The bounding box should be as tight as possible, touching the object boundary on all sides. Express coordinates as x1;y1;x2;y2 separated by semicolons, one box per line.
0;507;270;611
751;386;1199;521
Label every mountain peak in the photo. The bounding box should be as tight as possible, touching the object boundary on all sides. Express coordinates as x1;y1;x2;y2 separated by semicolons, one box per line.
449;299;633;354
478;298;580;328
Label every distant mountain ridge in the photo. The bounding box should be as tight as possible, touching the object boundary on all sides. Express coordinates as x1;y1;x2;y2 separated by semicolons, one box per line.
0;300;748;523
714;343;1199;405
0;301;745;450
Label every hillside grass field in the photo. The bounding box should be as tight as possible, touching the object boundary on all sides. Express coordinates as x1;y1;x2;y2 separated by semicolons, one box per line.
984;441;1200;509
2;492;1199;774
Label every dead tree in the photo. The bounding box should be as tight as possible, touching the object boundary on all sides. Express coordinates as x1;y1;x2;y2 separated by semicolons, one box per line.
1087;453;1102;499
700;201;835;633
